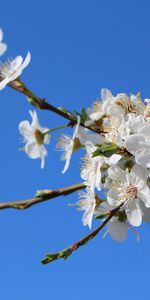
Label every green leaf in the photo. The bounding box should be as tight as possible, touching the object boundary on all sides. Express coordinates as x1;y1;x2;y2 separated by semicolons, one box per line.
41;248;72;265
74;107;89;123
94;213;109;220
92;143;120;158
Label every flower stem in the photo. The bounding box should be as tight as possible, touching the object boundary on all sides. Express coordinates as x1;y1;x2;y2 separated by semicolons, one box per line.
41;202;124;265
43;123;69;135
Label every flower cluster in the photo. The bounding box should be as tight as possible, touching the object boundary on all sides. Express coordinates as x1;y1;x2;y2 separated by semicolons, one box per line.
76;89;150;241
1;28;150;245
18;88;150;242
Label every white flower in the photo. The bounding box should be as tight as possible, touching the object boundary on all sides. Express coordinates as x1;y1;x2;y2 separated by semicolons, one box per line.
76;126;104;145
107;164;150;227
0;29;7;56
125;113;145;134
104;116;130;147
77;187;97;229
107;218;140;242
125;121;150;167
0;52;31;90
86;89;125;125
19;110;50;168
96;202;140;242
81;141;121;192
57;116;80;174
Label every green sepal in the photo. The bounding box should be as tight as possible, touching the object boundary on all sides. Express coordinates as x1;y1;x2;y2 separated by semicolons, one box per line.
94;213;109;220
92;143;120;158
74;107;89;123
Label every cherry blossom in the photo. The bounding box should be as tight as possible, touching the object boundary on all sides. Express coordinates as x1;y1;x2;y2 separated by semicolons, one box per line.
19;110;50;168
0;52;31;90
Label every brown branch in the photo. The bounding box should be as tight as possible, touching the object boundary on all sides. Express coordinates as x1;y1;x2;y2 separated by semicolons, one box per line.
41;202;124;264
0;183;85;210
8;80;101;134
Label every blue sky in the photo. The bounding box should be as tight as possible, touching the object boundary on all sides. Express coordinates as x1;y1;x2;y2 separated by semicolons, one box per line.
0;0;150;299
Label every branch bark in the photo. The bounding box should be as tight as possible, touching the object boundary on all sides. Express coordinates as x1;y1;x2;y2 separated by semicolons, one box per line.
0;183;85;210
9;80;101;134
41;202;124;264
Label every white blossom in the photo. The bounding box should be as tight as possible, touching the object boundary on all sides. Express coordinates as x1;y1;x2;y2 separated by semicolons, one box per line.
106;164;150;227
81;141;121;192
0;52;31;90
0;29;7;56
86;89;125;125
76;126;104;145
77;187;97;229
57;116;80;174
96;202;140;242
19;110;50;168
125;121;150;167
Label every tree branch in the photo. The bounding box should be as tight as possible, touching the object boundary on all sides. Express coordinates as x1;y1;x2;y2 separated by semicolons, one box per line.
0;183;85;210
41;202;124;264
9;80;101;134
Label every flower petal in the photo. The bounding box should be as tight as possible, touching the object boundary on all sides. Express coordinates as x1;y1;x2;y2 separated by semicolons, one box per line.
108;220;127;242
0;43;7;56
107;189;119;206
138;187;150;208
135;148;150;168
19;120;34;140
125;134;146;155
126;200;142;227
21;52;31;70
101;88;113;102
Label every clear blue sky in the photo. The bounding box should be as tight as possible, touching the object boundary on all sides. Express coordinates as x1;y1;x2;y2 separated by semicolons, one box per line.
0;0;150;299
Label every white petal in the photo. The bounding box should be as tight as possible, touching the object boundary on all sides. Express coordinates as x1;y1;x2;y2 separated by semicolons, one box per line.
26;142;47;160
108;154;122;165
125;134;146;155
30;110;40;129
137;122;150;138
82;206;95;229
0;77;9;90
95;164;102;191
0;43;7;56
19;120;34;140
131;164;149;182
85;141;96;156
107;189;119;206
138;188;150;208
126;200;142;227
108;220;127;242
21;52;31;70
135;148;150;168
62;154;71;174
140;201;150;222
108;165;126;181
11;56;23;70
0;28;3;42
106;103;125;118
101;88;113;102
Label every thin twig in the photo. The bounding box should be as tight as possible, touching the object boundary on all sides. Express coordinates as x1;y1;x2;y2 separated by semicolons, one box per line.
0;183;85;210
8;80;102;134
41;202;124;264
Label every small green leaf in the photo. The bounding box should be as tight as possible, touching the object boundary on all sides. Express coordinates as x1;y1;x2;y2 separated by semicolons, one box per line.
74;107;89;123
92;143;120;158
41;248;72;265
94;213;109;220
